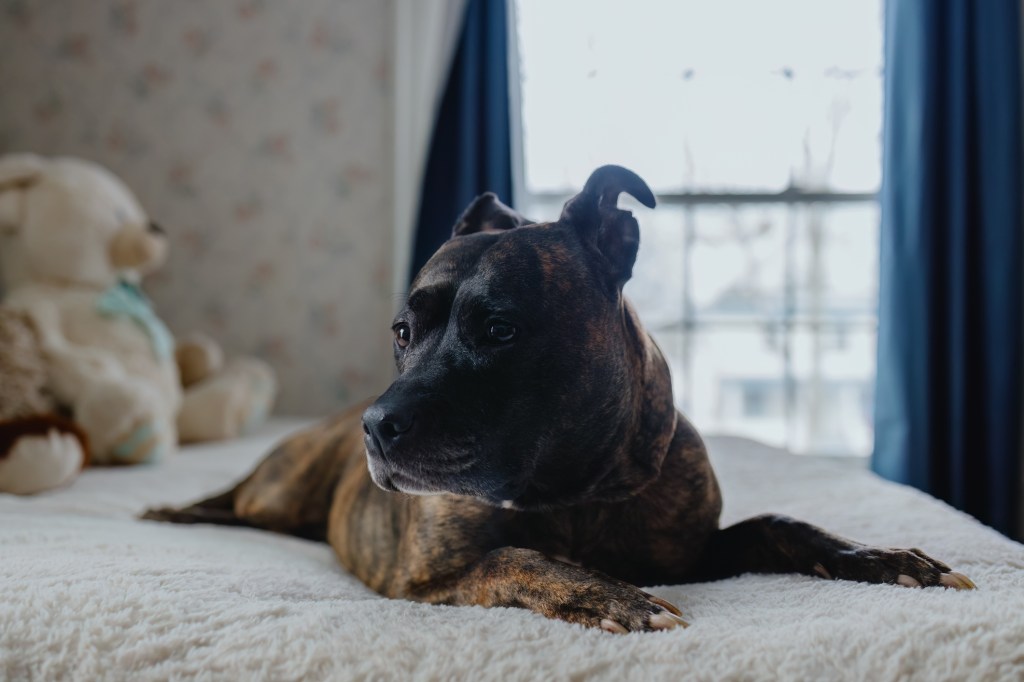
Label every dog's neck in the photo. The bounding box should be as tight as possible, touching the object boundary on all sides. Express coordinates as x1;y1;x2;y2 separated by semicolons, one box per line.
511;296;677;511
609;297;678;495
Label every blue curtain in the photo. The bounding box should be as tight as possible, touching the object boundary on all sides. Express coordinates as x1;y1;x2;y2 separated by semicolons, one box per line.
409;0;512;282
873;0;1023;538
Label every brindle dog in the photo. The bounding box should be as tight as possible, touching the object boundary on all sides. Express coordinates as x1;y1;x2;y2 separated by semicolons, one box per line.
144;166;974;633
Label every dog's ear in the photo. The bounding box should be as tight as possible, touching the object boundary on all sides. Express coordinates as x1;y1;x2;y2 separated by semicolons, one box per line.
560;165;656;289
0;154;46;232
452;192;533;237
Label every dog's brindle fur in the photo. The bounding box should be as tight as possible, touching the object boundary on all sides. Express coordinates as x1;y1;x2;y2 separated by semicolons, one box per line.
144;166;974;632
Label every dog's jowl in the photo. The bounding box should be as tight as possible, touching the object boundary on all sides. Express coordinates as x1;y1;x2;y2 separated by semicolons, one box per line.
144;165;975;633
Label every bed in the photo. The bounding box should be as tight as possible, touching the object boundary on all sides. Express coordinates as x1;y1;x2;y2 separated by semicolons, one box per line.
2;419;1022;681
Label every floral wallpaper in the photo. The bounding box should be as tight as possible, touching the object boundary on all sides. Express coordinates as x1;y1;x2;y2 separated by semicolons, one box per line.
0;0;397;414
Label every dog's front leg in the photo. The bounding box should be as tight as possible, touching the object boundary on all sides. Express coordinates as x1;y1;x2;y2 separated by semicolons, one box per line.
409;547;687;634
697;514;975;589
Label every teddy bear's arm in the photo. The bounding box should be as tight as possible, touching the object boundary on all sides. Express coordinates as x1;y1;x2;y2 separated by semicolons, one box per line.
6;296;126;404
175;332;224;388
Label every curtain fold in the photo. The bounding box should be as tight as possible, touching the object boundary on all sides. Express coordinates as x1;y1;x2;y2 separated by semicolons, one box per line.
392;0;467;299
873;0;1023;538
408;0;512;283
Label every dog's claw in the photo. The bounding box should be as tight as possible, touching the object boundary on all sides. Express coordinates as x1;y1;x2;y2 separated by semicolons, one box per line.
813;562;833;580
647;595;683;617
939;571;977;590
896;574;921;588
600;619;628;634
649;612;689;630
670;613;690;628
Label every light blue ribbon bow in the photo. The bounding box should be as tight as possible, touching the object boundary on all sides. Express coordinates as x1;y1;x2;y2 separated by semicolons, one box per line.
96;280;174;361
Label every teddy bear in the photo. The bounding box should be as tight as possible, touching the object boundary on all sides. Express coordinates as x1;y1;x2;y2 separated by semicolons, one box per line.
0;153;275;466
0;306;89;494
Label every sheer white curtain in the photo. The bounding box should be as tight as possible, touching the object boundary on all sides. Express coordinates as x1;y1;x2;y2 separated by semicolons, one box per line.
392;0;467;300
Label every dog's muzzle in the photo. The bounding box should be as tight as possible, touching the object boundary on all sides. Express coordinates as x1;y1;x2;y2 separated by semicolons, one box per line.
362;401;418;492
362;402;414;456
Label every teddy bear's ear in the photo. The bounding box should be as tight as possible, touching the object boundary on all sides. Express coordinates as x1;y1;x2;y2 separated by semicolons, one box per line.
0;153;46;188
0;154;46;232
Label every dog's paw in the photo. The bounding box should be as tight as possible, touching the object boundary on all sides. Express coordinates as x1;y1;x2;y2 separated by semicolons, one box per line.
814;546;976;590
139;507;176;522
557;582;688;633
138;505;235;525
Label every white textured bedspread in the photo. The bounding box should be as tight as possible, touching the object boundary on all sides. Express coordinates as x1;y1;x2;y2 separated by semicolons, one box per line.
1;419;1022;681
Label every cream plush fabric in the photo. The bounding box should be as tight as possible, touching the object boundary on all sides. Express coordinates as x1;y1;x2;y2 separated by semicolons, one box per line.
0;153;180;464
0;154;275;467
1;419;1022;681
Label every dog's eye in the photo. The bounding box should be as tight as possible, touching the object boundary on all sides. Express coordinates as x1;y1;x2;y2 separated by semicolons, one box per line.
394;323;411;349
486;319;517;343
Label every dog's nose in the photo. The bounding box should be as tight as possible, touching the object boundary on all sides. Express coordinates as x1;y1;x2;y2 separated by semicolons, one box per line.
362;403;414;449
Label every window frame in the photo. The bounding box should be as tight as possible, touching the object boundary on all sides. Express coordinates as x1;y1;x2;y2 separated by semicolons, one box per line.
506;0;881;455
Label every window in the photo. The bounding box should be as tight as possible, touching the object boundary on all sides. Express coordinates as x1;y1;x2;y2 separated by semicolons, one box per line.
511;0;883;456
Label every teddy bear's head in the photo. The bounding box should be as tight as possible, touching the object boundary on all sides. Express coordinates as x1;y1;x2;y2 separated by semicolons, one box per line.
0;154;167;292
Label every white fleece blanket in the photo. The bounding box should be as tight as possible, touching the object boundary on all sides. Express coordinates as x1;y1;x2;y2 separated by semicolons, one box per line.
1;419;1022;681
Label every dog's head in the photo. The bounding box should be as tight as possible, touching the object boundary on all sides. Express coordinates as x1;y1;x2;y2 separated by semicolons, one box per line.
363;165;677;510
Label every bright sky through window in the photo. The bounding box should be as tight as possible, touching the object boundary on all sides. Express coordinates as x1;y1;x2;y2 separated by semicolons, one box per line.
514;0;883;456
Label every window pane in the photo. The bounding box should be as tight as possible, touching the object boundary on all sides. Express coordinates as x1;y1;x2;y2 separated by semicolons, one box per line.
793;203;879;321
683;325;788;448
624;202;685;331
514;2;882;457
519;197;564;226
515;0;883;194
790;326;876;456
690;205;787;320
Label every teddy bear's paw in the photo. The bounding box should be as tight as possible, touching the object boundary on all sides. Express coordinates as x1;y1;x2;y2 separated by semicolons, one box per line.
106;418;169;465
77;379;176;465
176;333;224;388
233;358;276;433
0;430;84;494
177;358;276;442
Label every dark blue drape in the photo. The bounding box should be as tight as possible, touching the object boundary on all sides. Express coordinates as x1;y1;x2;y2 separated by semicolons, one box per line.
409;0;512;282
873;0;1023;538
